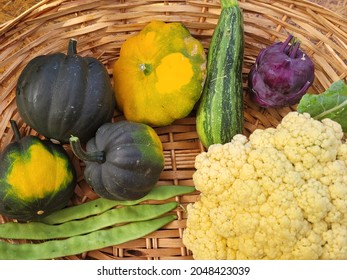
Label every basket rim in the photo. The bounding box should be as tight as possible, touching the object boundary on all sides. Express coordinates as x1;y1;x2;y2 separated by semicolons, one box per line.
1;0;347;32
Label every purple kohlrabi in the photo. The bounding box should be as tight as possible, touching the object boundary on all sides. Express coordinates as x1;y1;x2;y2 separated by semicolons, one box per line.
248;35;315;107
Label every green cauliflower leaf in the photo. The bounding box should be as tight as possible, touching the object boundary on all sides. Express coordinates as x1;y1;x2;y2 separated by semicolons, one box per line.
297;80;347;132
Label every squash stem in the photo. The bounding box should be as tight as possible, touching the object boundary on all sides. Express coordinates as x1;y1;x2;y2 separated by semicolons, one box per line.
10;120;22;142
221;0;238;8
69;136;105;163
67;39;78;55
139;63;152;76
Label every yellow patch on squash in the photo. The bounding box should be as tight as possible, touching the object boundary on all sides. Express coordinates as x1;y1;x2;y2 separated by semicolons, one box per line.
6;143;72;200
155;53;193;93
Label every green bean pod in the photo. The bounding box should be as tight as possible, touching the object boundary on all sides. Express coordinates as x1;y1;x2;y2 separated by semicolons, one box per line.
0;202;177;240
0;214;176;260
40;185;195;225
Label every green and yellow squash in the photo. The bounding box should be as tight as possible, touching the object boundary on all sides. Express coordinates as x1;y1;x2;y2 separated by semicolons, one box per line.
0;121;76;222
113;20;206;126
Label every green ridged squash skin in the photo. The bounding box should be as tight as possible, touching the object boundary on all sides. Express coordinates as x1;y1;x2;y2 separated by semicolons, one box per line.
78;121;165;200
16;39;115;144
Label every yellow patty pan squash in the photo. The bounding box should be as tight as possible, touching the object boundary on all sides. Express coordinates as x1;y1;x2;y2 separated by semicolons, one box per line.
113;21;207;126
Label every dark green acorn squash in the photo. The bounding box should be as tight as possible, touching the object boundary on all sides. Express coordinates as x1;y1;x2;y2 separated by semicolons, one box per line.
69;121;164;200
16;39;115;144
0;121;76;222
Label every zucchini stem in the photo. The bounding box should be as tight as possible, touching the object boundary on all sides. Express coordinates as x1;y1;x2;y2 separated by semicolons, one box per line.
221;0;238;8
69;135;105;163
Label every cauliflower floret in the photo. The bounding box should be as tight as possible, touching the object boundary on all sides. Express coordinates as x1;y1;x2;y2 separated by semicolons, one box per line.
182;199;228;260
321;117;344;139
321;223;347;259
337;143;347;161
208;179;263;238
274;112;342;164
248;127;276;148
183;112;347;260
291;229;325;259
293;179;332;223
193;135;249;199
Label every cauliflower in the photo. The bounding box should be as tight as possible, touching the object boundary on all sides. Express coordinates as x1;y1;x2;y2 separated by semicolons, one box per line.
183;112;347;259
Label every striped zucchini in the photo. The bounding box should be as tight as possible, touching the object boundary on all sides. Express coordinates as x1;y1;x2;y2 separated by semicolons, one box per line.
196;0;244;148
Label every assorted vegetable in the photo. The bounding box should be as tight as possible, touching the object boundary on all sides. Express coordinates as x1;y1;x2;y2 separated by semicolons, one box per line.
0;185;195;259
196;0;244;148
113;20;206;126
0;202;178;240
40;185;195;225
69;121;165;200
16;39;115;144
183;112;347;260
297;80;347;132
0;120;76;222
0;215;176;260
248;35;314;107
1;0;346;261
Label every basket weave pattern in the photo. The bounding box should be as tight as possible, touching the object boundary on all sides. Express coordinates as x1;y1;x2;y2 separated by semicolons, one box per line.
0;0;347;260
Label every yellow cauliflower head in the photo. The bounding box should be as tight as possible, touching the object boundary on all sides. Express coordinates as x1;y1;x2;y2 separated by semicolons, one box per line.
183;112;347;259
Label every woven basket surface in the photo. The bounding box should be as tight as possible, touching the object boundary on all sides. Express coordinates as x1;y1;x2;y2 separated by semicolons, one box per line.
0;0;347;260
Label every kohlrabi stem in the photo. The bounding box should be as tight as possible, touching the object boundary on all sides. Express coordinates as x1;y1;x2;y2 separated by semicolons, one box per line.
289;40;300;59
10;120;22;142
293;80;312;99
69;135;105;163
280;34;293;53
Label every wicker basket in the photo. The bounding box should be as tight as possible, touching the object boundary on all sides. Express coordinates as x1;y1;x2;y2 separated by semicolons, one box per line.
0;0;346;260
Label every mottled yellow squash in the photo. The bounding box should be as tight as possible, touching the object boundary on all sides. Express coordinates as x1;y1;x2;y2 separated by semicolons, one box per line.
113;21;206;126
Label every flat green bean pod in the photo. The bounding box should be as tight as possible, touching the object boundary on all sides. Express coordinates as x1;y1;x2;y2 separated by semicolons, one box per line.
0;202;177;240
40;185;195;225
0;214;176;260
